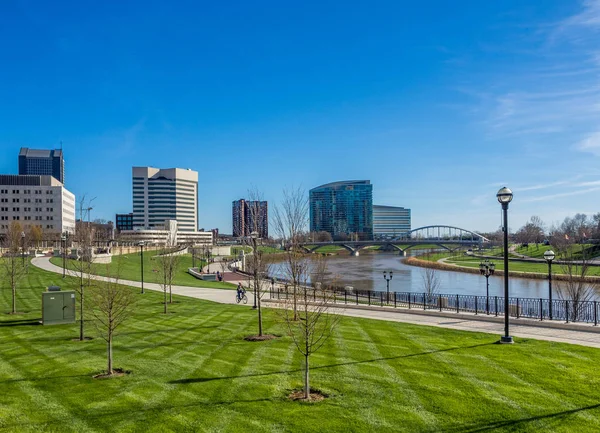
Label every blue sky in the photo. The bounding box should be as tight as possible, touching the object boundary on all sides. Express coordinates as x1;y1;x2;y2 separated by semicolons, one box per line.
1;0;599;233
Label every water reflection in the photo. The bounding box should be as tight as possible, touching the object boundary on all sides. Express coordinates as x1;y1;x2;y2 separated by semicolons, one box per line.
269;250;566;299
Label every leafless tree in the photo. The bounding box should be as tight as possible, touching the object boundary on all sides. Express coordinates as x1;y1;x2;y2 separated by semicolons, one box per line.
89;252;136;375
246;186;271;337
71;196;95;341
282;254;340;400
555;242;596;322
273;186;309;320
1;222;28;314
28;225;43;250
156;247;180;313
421;266;440;306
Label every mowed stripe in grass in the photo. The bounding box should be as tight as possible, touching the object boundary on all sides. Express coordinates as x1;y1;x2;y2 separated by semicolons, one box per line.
2;264;600;432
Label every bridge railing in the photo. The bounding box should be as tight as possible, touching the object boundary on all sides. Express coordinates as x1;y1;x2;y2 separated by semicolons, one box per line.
269;287;599;325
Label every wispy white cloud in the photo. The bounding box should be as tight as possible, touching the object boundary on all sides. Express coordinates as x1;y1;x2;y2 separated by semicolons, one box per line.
521;186;600;202
470;1;600;150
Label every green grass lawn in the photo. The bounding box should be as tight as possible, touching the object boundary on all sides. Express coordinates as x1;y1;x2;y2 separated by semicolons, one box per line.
515;243;600;260
50;252;236;289
444;257;600;276
1;265;600;432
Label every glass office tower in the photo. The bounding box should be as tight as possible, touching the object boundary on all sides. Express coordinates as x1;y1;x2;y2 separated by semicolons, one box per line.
310;180;373;240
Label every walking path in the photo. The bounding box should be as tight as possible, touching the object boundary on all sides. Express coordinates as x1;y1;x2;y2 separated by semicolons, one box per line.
32;257;600;348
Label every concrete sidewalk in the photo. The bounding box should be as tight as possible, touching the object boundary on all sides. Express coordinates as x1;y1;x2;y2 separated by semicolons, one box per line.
32;257;600;348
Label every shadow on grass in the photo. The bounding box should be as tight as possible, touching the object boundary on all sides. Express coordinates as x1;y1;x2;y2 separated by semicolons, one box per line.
0;318;41;327
443;403;600;432
1;397;279;430
0;373;92;385
170;342;494;384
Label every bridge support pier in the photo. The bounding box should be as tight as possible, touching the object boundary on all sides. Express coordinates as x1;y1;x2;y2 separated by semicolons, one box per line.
399;251;406;256
353;251;360;257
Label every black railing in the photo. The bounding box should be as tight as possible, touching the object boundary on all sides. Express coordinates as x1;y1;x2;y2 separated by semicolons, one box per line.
269;287;599;325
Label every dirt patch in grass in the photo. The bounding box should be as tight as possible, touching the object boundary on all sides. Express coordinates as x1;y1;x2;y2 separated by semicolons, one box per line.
288;389;328;402
244;334;279;342
93;368;131;379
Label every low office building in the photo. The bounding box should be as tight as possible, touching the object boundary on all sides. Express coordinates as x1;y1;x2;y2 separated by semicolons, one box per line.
115;213;133;232
118;229;213;246
0;175;75;236
373;205;411;239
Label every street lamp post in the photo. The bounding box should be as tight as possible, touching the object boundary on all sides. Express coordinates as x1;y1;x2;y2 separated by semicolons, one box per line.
479;260;495;314
138;241;145;294
251;231;259;309
383;270;393;303
544;249;555;320
497;187;514;344
21;231;25;266
61;232;68;278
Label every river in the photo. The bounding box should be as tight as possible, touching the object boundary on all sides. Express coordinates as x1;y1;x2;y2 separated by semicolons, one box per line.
269;250;560;299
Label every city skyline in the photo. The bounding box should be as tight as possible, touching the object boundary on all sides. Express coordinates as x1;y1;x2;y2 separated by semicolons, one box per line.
1;1;599;233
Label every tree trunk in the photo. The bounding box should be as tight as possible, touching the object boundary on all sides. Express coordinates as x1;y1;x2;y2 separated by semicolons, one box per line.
169;285;172;304
293;284;298;321
11;282;16;314
164;290;168;314
107;334;113;374
258;296;263;336
79;284;85;341
304;353;310;400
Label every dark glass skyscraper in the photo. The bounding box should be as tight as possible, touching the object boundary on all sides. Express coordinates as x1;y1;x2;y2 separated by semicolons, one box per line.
232;199;268;238
310;180;373;240
18;148;65;184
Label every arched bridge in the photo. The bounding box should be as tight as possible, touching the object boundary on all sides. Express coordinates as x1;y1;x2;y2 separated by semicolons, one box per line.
297;225;489;256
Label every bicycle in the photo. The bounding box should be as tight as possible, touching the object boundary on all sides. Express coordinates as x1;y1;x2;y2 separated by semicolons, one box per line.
236;289;248;304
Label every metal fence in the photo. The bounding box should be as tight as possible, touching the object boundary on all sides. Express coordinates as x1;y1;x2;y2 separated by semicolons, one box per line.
269;287;600;325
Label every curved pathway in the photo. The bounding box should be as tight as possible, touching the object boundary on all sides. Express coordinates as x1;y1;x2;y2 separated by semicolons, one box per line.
32;257;250;305
32;257;600;348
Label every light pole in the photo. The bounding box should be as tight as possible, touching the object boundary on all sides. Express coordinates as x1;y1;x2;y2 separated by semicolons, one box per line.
497;186;514;344
61;232;68;278
544;249;555;320
138;241;145;294
479;260;495;314
251;231;259;309
21;231;25;266
383;270;393;303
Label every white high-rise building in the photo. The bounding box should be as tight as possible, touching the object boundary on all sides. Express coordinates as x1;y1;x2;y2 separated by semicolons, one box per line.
0;175;75;235
132;167;198;232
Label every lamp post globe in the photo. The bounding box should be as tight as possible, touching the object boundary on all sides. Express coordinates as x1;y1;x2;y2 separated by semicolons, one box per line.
496;187;513;205
544;249;555;320
497;187;514;344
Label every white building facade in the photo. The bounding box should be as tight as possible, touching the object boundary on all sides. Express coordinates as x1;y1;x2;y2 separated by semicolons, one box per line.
132;167;198;232
0;175;76;235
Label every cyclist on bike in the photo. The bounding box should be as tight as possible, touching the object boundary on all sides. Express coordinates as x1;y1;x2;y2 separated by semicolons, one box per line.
236;283;245;302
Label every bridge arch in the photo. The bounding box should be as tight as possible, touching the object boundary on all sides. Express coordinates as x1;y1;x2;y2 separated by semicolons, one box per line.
402;225;489;243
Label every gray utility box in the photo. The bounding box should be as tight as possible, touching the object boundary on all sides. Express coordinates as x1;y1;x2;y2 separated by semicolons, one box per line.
42;287;76;325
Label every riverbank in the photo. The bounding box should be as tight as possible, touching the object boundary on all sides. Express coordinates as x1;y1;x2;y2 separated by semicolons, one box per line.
403;256;600;283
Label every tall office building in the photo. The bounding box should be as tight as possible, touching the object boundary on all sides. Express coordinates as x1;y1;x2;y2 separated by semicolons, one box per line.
0;175;75;235
132;167;198;232
19;148;65;184
309;180;373;240
373;205;411;239
232;199;268;238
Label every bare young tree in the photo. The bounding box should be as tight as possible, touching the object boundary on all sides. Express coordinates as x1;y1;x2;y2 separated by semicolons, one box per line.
71;197;95;341
421;267;440;306
273;186;309;321
245;186;272;337
156;247;180;313
89;253;136;375
282;254;340;400
555;242;596;321
1;222;28;314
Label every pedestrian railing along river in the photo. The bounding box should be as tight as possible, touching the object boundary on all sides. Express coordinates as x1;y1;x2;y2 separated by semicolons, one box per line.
268;286;600;325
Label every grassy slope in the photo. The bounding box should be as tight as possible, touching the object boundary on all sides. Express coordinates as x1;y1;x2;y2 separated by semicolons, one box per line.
1;265;600;432
50;252;235;289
